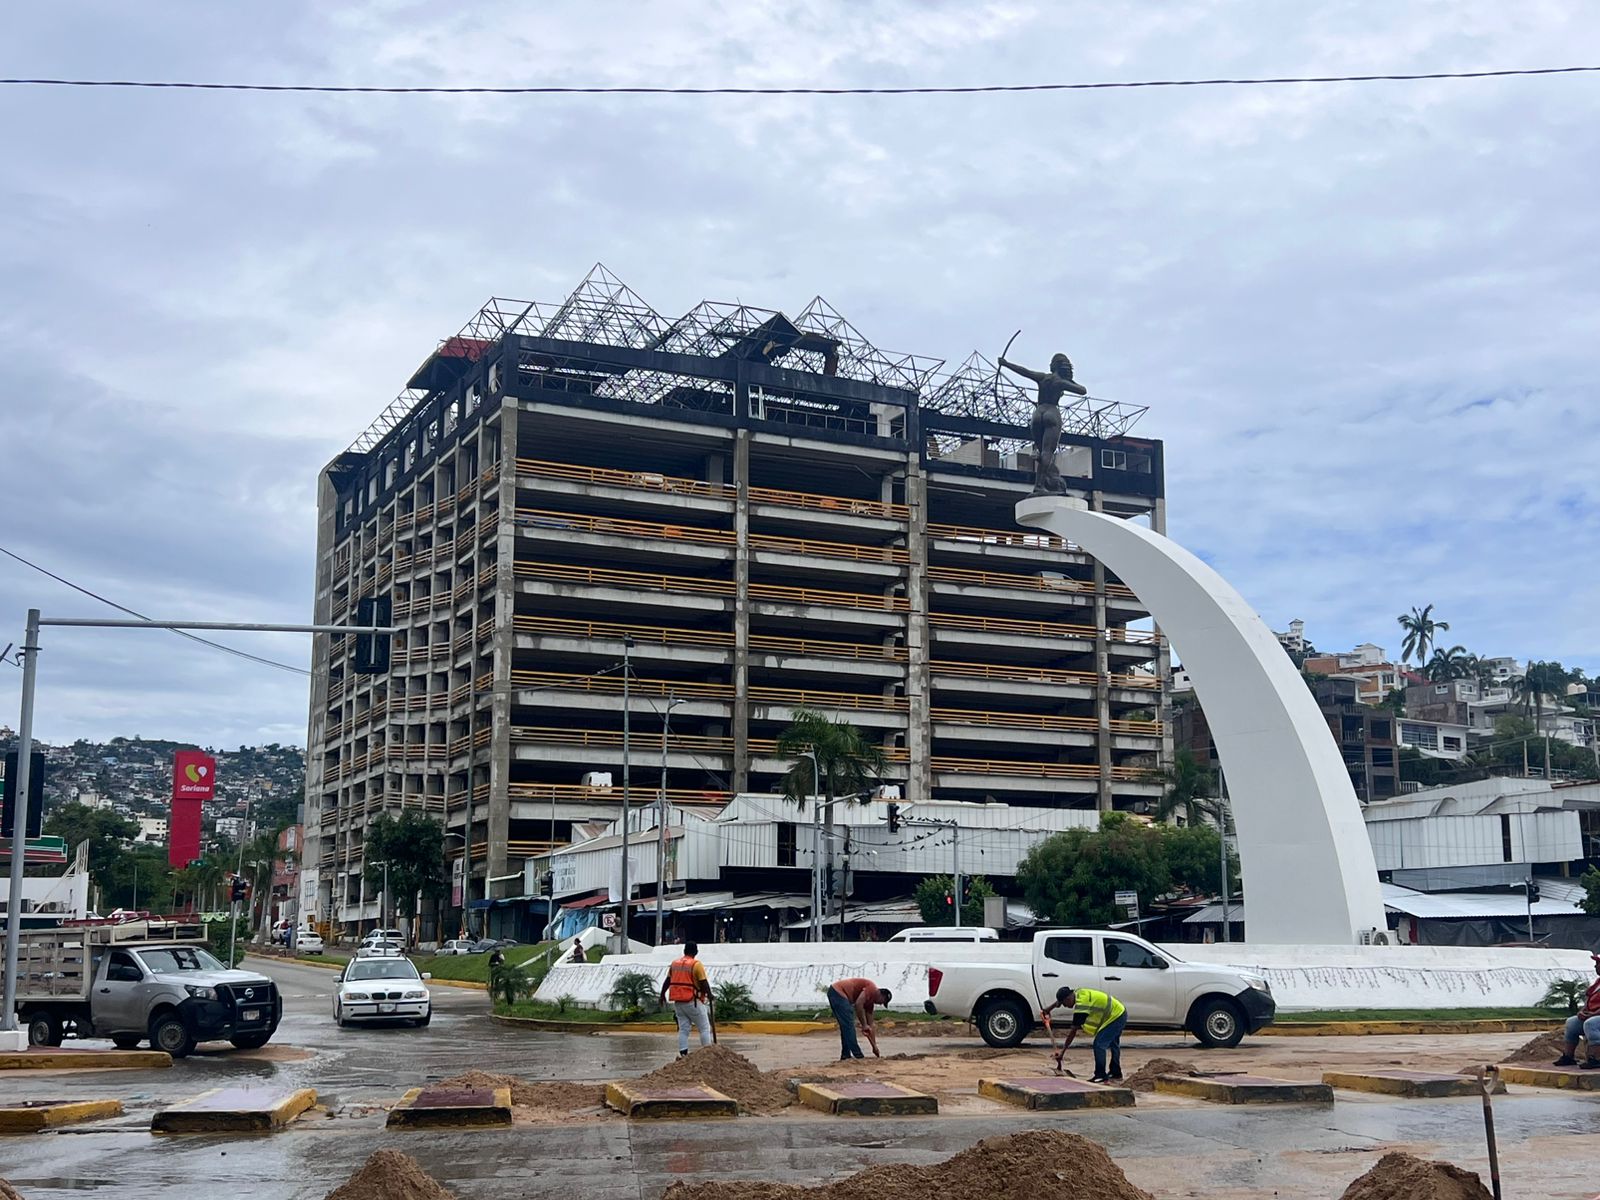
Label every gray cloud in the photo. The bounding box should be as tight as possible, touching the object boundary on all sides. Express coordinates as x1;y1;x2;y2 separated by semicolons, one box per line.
3;1;1598;744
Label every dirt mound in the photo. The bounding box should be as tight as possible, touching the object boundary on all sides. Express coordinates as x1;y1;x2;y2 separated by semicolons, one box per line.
1503;1028;1572;1063
635;1045;795;1114
957;1047;1017;1061
433;1070;604;1118
0;1179;23;1200
882;1017;969;1037
1338;1152;1492;1200
1122;1057;1201;1092
325;1150;456;1200
661;1130;1150;1200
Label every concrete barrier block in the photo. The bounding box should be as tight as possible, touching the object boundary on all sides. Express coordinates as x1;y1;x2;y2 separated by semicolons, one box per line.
796;1080;937;1116
604;1082;737;1120
0;1098;124;1133
1153;1073;1333;1105
978;1076;1135;1111
151;1087;317;1133
1498;1065;1600;1091
387;1085;512;1129
1322;1069;1498;1098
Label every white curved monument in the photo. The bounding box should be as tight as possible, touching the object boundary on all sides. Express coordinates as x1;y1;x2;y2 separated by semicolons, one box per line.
1016;495;1387;945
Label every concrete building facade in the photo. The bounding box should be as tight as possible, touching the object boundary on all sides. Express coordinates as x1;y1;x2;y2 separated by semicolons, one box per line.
301;269;1167;937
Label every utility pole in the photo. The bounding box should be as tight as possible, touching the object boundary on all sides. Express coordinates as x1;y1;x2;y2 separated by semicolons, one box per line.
801;750;821;943
655;693;683;945
1525;875;1535;944
952;825;962;926
616;637;632;952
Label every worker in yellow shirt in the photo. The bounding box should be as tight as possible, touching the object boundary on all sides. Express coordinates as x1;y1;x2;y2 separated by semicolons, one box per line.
1043;985;1127;1083
657;941;713;1057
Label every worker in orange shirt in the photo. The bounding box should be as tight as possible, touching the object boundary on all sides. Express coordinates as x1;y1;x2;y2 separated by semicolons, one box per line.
658;941;713;1057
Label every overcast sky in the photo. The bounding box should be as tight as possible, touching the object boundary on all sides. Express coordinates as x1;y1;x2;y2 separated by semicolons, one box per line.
3;2;1597;747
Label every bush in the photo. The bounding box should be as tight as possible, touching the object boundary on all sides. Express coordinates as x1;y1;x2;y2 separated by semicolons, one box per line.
489;958;534;1009
713;980;757;1023
1540;977;1587;1014
606;970;659;1018
204;920;246;968
556;993;575;1014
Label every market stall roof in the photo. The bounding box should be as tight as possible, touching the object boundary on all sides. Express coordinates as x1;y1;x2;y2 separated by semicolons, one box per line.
785;899;923;930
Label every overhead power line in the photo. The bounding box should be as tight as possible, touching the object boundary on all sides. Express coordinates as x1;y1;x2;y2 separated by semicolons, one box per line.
0;544;311;677
1;65;1597;97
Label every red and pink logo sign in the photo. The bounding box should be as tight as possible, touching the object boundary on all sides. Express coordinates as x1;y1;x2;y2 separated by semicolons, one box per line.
172;750;216;801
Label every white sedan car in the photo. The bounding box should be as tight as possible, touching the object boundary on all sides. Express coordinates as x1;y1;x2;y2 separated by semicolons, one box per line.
333;956;432;1028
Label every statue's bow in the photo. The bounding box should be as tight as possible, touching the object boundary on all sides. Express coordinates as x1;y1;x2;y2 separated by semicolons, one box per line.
993;329;1022;409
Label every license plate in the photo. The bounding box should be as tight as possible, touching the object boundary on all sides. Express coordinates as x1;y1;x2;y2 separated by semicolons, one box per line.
379;1002;396;1014
241;1009;260;1022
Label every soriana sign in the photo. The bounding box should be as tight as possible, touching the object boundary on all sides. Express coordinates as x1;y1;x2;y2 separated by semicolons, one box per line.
172;751;217;801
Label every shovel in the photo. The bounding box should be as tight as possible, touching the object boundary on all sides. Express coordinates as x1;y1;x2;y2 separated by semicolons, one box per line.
1041;1012;1076;1078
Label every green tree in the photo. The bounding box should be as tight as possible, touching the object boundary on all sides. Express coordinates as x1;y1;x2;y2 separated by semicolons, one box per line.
1580;867;1600;917
1397;604;1449;668
1425;644;1471;682
1160;823;1239;897
1517;661;1575;727
42;803;137;894
363;810;449;922
776;709;886;909
913;874;996;926
1154;750;1219;827
1017;814;1172;926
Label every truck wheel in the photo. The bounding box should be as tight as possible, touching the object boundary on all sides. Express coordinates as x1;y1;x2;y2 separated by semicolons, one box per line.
150;1013;196;1058
26;1013;62;1048
1192;997;1245;1049
230;1032;271;1050
977;997;1030;1048
111;1034;143;1050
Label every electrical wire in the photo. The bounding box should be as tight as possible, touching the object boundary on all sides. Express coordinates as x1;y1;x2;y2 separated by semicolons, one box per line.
1;65;1597;95
0;543;310;677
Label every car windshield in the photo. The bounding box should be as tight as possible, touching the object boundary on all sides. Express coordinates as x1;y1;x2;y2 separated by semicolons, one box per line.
346;959;421;982
136;947;227;974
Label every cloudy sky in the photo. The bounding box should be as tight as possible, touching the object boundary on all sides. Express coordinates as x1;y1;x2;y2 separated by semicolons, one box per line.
3;2;1598;747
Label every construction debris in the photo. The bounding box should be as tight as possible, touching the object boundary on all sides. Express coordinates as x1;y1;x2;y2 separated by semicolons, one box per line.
1121;1057;1202;1092
1337;1151;1493;1200
434;1069;603;1119
324;1150;456;1200
1502;1028;1570;1063
634;1045;794;1114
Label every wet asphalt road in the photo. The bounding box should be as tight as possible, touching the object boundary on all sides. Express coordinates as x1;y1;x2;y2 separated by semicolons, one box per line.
1;958;1599;1198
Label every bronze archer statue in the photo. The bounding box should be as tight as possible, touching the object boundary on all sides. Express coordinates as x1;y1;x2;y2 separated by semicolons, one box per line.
998;350;1087;496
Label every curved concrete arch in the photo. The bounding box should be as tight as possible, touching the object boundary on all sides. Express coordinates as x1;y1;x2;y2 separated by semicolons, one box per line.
1016;496;1385;945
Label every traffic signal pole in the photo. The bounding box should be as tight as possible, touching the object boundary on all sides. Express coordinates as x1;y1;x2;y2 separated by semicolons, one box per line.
1;612;391;1046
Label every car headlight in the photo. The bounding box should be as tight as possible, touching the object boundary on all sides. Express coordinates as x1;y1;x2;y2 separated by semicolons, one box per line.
343;991;369;1002
404;990;427;1000
185;985;218;1001
1241;975;1271;993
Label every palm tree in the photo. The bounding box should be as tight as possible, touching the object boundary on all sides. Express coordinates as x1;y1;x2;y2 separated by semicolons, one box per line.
1155;750;1220;827
1397;605;1449;668
1425;644;1471;683
776;709;886;915
1517;661;1573;730
1461;652;1496;692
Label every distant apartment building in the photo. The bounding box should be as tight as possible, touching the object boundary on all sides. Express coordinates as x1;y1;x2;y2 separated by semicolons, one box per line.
1302;643;1404;705
1396;718;1470;761
1176;674;1396;803
302;268;1171;938
1275;618;1308;657
135;817;168;844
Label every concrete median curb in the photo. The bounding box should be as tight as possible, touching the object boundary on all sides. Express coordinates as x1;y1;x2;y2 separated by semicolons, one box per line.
1263;1018;1554;1037
151;1087;317;1133
0;1049;171;1071
388;1085;512;1128
258;954;488;989
0;1098;124;1132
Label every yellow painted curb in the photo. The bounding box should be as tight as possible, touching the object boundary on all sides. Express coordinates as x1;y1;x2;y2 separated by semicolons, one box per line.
489;1013;833;1035
426;978;488;991
796;1081;938;1116
1154;1074;1333;1104
1321;1070;1498;1097
1497;1065;1600;1091
1264;1018;1553;1037
0;1051;171;1071
0;1098;124;1133
978;1077;1134;1110
151;1087;317;1134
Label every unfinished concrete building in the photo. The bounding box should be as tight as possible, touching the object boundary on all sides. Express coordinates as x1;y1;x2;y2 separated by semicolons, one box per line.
302;266;1168;936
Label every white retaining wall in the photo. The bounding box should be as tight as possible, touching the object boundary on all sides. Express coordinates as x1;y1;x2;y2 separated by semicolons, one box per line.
530;941;1594;1013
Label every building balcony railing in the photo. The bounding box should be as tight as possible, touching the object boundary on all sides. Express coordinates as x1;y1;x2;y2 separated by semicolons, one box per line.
477;781;733;809
926;520;1076;553
929;563;1136;599
513;561;910;613
931;707;1161;736
930;660;1160;690
929;611;1161;645
928;757;1149;781
513;614;907;664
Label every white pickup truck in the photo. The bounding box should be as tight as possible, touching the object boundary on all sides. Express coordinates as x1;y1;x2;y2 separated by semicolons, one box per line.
923;929;1275;1049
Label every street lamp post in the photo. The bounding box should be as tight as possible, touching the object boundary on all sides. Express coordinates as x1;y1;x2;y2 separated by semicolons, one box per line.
615;637;633;952
799;749;821;943
655;693;685;945
372;860;391;931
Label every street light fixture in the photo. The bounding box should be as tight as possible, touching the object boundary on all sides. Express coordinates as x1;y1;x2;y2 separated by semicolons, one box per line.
371;859;391;932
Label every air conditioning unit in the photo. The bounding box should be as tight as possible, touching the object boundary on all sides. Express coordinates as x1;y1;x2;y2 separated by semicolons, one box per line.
580;771;614;789
874;785;902;801
1358;927;1391;946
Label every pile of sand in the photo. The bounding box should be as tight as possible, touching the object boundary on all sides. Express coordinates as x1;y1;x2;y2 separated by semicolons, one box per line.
1337;1152;1492;1200
882;1017;969;1038
1122;1057;1201;1092
1;1178;23;1200
434;1070;605;1119
661;1130;1151;1200
324;1151;456;1200
635;1045;795;1114
1502;1028;1573;1063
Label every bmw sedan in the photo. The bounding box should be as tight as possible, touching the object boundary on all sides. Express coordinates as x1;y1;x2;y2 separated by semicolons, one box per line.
333;956;432;1028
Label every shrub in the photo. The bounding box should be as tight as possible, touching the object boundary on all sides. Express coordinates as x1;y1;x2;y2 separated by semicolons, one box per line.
204;920;246;968
490;959;533;1009
606;970;659;1018
713;980;758;1023
1540;977;1587;1014
556;993;576;1014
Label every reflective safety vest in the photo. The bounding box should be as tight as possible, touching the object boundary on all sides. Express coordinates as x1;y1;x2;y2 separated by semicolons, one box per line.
1074;988;1126;1035
666;956;700;1003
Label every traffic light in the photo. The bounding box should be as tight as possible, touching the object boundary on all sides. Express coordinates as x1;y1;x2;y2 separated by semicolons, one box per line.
1527;883;1541;904
1;751;44;840
944;893;953;910
886;803;900;833
231;877;249;903
353;595;392;675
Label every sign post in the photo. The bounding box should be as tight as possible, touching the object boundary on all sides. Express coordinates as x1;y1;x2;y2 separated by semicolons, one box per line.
1114;889;1141;927
170;750;216;868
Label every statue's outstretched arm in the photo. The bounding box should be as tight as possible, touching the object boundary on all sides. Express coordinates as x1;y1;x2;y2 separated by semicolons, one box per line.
1063;378;1088;397
999;358;1050;385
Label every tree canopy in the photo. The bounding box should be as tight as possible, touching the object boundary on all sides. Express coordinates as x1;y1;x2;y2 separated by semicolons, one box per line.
363;810;449;920
775;708;886;807
913;874;996;926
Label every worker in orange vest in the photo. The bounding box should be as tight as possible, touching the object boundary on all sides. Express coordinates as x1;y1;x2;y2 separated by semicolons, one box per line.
657;941;713;1057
